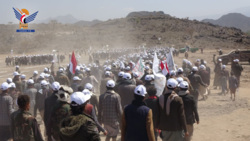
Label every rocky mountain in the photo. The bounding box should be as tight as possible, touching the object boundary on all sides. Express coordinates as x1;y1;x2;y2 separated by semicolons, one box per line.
233;6;250;17
126;11;167;18
74;19;102;26
37;14;79;24
202;13;250;32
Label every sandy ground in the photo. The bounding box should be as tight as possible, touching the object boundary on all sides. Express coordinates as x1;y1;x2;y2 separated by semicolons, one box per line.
1;48;250;141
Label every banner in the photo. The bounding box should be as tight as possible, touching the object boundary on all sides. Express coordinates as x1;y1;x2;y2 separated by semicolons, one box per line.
132;57;144;79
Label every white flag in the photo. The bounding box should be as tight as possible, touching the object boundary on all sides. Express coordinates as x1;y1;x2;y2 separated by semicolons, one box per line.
119;61;125;70
154;73;166;97
166;48;176;72
132;58;144;79
153;51;166;96
153;51;159;75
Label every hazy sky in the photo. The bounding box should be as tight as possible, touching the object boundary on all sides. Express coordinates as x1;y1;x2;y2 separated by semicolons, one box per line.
1;0;250;23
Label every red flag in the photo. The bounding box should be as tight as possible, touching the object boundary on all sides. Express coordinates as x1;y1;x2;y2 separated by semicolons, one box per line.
165;62;169;73
160;61;164;70
70;51;77;74
160;61;169;76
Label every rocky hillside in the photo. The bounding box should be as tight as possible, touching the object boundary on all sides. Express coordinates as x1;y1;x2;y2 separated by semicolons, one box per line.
202;13;250;32
74;19;102;26
1;11;250;54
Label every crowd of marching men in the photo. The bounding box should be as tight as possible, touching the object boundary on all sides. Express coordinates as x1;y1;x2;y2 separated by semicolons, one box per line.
0;47;243;141
5;54;66;66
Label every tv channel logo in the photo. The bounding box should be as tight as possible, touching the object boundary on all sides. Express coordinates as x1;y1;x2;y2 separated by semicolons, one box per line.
13;8;38;32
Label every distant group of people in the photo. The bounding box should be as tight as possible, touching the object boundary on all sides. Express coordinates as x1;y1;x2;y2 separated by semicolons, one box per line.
5;54;65;66
0;47;244;141
213;55;243;100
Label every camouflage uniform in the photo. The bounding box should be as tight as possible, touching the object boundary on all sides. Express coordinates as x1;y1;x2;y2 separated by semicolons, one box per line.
10;109;43;141
60;113;100;141
48;101;71;140
24;87;37;116
56;74;70;86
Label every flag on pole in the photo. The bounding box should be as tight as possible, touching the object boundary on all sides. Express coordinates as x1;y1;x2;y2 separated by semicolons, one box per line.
132;57;144;79
165;61;169;72
160;61;169;76
153;51;166;97
166;48;176;72
152;51;159;75
119;61;125;70
70;51;77;74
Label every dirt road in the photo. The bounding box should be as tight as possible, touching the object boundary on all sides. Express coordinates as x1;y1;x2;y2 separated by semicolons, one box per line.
1;48;250;141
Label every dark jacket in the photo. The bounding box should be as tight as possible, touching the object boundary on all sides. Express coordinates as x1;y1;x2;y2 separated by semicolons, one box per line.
156;90;187;132
115;80;136;108
135;78;143;86
44;92;57;131
198;70;210;85
10;109;43;141
35;88;51;117
121;100;155;141
144;96;158;128
144;82;155;92
60;113;100;141
232;63;243;77
188;73;207;90
178;91;199;124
